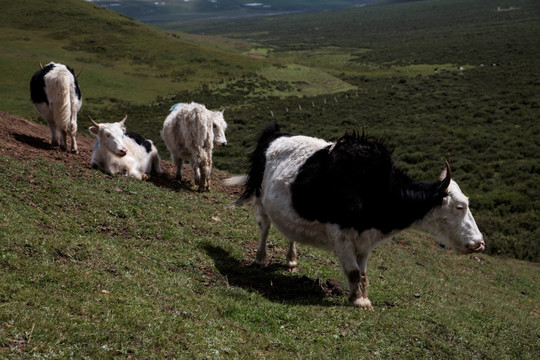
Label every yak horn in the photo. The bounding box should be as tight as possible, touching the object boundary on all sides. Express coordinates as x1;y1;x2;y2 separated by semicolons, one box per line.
120;115;127;124
75;67;83;78
438;160;452;192
39;62;43;69
88;116;100;128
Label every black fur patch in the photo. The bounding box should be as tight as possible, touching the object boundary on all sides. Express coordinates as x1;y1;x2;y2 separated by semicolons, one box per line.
65;65;82;101
126;132;152;153
291;131;446;234
237;124;290;204
30;63;55;104
29;63;82;104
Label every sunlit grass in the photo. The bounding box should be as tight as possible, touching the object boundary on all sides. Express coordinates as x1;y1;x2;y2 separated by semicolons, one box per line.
0;155;537;358
260;64;357;96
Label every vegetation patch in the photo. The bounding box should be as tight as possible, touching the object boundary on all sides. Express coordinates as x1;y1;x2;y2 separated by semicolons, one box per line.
260;64;357;96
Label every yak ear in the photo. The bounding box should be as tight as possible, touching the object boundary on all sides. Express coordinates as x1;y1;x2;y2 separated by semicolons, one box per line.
438;160;452;193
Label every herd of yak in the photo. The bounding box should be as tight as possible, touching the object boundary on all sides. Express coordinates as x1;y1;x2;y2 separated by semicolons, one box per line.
28;61;485;309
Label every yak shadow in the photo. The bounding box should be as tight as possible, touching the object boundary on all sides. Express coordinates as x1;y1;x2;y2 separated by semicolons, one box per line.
202;244;345;306
13;133;54;151
149;174;196;192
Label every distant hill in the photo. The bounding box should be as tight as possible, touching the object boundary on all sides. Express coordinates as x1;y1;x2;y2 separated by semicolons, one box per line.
0;0;264;119
88;0;374;26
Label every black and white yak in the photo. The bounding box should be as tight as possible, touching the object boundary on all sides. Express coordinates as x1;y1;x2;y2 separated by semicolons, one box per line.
30;62;82;153
225;124;484;309
89;116;162;180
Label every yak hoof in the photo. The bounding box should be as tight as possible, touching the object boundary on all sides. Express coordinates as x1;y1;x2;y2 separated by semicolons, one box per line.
287;261;298;272
141;174;150;181
351;297;373;310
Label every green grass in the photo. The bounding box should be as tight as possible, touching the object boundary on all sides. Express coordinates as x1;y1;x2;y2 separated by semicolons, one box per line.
0;154;538;359
0;1;538;357
259;64;357;96
122;0;539;262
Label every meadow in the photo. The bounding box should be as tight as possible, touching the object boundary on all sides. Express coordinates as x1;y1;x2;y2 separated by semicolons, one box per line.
91;0;540;262
0;0;539;356
0;145;537;359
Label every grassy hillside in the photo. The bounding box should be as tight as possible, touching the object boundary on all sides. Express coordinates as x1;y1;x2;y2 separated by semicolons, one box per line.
0;0;538;260
0;115;538;359
0;0;264;119
0;0;538;357
86;0;540;261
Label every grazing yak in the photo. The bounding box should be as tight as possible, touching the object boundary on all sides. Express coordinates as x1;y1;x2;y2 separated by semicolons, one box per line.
226;124;484;309
161;102;228;192
30;62;82;153
89;116;162;180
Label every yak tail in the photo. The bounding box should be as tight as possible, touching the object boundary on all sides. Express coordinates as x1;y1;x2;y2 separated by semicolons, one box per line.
223;175;248;187
231;124;285;206
223;175;249;206
48;70;73;131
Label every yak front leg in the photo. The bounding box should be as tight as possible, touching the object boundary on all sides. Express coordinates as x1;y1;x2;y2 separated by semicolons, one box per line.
198;151;212;192
331;228;373;310
351;253;372;310
192;151;210;192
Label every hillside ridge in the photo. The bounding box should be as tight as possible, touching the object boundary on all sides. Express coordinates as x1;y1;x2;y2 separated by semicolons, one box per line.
0;111;242;197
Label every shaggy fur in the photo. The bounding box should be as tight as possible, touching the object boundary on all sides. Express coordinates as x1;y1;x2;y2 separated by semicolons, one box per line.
89;117;161;180
291;131;448;234
30;62;82;153
161;102;227;192
228;126;484;309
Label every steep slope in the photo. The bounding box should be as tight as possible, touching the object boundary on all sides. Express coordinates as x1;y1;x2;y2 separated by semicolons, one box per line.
0;110;537;359
0;110;242;196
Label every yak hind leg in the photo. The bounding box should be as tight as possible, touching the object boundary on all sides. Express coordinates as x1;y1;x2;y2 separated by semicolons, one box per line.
286;241;298;272
69;121;78;154
70;134;78;154
47;122;59;147
59;129;68;151
173;156;183;181
254;205;271;267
